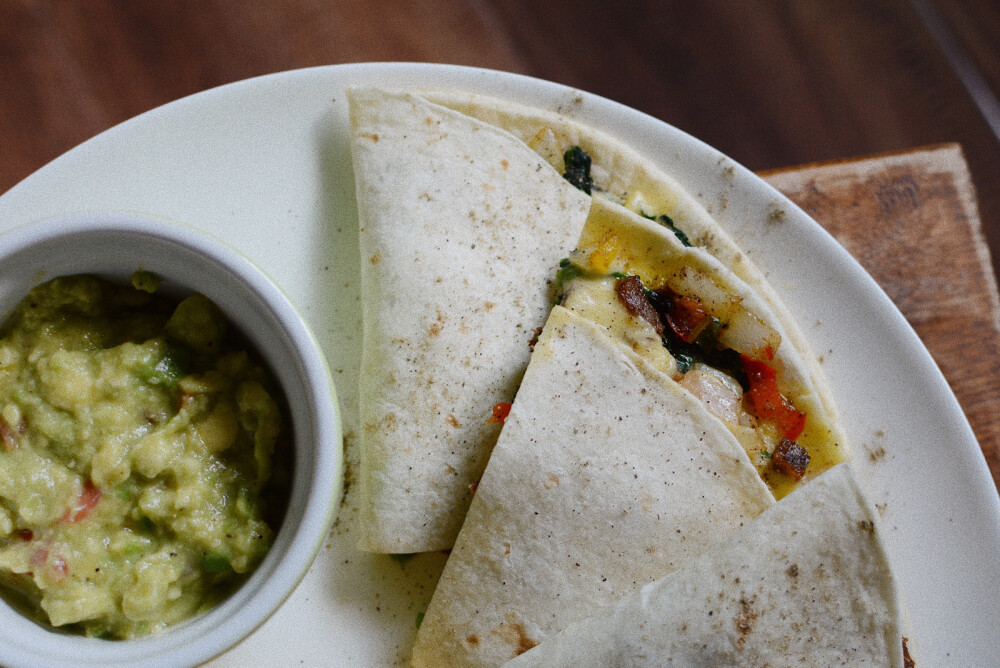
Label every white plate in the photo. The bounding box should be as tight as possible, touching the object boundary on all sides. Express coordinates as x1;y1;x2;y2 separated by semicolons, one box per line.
1;63;998;666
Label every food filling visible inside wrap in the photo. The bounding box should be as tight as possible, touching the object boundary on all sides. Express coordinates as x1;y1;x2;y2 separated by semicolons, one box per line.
556;198;845;498
543;143;695;246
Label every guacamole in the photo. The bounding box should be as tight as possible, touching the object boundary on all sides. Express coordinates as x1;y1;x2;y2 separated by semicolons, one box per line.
0;274;289;639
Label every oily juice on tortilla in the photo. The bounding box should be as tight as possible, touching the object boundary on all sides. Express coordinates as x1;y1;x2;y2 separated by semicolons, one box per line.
0;274;289;638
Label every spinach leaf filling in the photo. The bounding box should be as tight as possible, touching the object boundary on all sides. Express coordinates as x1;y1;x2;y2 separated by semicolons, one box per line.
642;284;747;386
562;146;594;195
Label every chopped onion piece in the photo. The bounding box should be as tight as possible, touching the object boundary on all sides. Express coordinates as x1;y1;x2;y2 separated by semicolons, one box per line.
670;266;731;313
670;265;781;360
678;364;744;424
718;307;781;361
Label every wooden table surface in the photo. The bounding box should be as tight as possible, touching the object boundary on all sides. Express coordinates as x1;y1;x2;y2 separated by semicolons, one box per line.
2;1;1000;493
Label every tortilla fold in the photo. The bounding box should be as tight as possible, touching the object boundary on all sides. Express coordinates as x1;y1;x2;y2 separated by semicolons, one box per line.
410;306;775;666
506;463;905;667
349;88;590;553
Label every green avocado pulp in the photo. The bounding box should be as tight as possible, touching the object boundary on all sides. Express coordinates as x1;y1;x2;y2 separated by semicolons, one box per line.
0;274;290;639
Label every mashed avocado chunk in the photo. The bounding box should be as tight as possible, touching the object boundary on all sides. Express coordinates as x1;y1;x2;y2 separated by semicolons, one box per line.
0;274;288;639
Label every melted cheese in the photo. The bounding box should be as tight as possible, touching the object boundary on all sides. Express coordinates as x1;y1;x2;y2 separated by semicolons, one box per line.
561;277;678;379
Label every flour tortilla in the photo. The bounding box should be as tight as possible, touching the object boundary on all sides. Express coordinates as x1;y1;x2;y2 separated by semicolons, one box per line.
409;306;775;667
349;88;591;553
506;463;905;667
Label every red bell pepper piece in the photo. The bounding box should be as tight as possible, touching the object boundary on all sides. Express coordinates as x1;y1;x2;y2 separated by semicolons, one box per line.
741;355;806;440
486;401;513;425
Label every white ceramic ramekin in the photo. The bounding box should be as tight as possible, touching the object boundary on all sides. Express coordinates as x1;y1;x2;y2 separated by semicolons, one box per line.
0;212;342;668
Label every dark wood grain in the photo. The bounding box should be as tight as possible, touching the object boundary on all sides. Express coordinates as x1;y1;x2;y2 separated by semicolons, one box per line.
934;0;1000;97
0;0;522;189
1;0;999;491
2;1;998;272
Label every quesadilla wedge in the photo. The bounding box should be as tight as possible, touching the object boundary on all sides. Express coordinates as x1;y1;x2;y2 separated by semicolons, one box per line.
559;196;847;497
349;88;591;553
424;90;840;426
506;463;908;667
409;306;775;667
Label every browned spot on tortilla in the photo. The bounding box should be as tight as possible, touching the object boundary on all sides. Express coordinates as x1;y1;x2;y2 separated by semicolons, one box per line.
786;563;799;578
381;413;397;432
639;494;656;512
446;414;461;428
424;116;435;126
497;618;538;656
465;634;479;648
483;301;497;312
369;250;382;264
361;132;379;142
428;310;446;337
544;474;560;489
515;626;537;655
500;158;510;170
483;182;497;192
444;464;457;476
734;595;758;650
